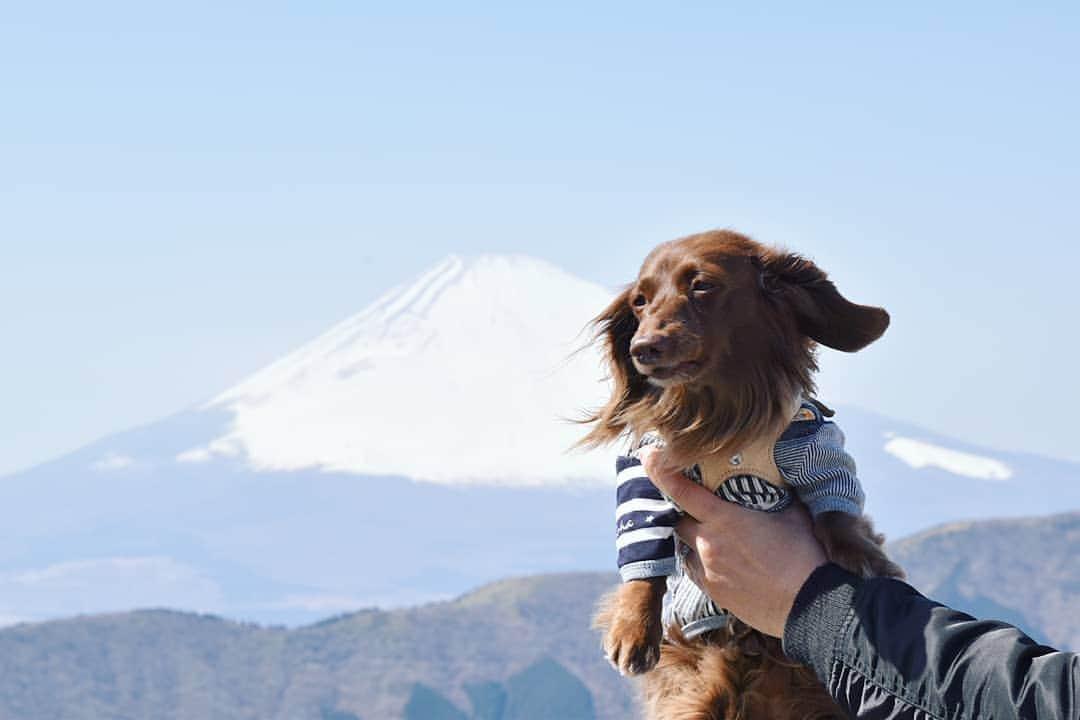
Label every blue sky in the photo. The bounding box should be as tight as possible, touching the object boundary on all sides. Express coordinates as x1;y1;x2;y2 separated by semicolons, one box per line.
2;1;1079;475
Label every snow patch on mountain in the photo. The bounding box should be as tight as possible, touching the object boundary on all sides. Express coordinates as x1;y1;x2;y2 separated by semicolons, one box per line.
883;435;1013;481
179;255;616;486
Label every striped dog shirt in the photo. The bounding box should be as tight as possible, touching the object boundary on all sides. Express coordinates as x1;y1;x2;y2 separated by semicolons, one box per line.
613;400;865;637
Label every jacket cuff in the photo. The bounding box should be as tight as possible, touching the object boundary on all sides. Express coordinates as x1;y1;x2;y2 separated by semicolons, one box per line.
803;495;863;517
619;558;676;582
782;563;860;681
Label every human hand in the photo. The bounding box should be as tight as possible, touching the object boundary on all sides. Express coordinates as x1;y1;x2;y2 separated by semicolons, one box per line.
638;445;827;638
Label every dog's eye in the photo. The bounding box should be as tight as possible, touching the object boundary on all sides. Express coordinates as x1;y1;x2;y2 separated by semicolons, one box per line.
632;294;647;308
691;280;716;293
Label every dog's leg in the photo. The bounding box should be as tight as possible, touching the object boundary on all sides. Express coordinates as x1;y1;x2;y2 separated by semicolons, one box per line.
594;577;666;675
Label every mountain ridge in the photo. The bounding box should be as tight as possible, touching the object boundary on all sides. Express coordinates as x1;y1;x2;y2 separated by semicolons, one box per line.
0;511;1075;720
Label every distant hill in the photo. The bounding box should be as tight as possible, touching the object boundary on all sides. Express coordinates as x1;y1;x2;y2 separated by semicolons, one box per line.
0;573;631;720
888;510;1080;650
0;512;1076;720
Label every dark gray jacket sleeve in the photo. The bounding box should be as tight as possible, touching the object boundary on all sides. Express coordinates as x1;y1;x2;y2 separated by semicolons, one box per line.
782;563;1079;720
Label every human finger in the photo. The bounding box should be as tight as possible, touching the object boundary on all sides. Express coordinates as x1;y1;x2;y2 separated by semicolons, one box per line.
674;517;711;585
674;513;703;545
680;543;706;587
638;449;722;521
636;445;678;478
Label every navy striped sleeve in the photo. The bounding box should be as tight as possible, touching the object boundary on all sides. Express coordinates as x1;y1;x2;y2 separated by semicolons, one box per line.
614;455;681;581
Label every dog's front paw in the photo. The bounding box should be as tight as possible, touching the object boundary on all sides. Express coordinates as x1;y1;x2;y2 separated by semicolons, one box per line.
594;579;666;676
603;615;662;675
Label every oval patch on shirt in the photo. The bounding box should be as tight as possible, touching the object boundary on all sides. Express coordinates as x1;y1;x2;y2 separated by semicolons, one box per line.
715;475;791;512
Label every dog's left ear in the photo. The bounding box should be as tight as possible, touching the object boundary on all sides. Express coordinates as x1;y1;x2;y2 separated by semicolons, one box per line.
758;251;889;352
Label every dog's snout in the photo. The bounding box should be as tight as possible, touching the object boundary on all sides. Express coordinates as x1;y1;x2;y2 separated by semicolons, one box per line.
630;334;671;366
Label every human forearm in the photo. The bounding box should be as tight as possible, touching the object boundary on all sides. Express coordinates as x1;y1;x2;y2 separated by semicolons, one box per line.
783;564;1080;720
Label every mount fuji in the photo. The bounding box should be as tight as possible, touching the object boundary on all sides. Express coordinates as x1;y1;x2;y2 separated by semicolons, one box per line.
181;254;613;485
3;254;1078;627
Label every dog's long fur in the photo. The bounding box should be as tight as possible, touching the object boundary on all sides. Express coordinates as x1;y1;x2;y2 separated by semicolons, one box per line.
582;230;903;720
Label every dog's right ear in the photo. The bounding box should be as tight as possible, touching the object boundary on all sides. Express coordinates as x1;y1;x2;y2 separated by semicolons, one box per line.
577;287;646;447
596;287;640;392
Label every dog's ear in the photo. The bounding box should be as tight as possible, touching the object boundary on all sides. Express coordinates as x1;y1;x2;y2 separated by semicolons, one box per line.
759;251;889;352
595;286;643;400
577;287;646;446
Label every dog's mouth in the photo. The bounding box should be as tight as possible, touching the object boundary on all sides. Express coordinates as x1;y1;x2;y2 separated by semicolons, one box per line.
643;360;703;386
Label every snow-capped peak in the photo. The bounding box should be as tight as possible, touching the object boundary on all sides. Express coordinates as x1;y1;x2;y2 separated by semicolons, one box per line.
183;254;616;486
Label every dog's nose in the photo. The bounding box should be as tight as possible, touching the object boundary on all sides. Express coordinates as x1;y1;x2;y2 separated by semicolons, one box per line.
630;335;670;366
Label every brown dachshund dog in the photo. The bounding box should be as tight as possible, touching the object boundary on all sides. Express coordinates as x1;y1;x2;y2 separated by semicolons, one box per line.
581;230;903;719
